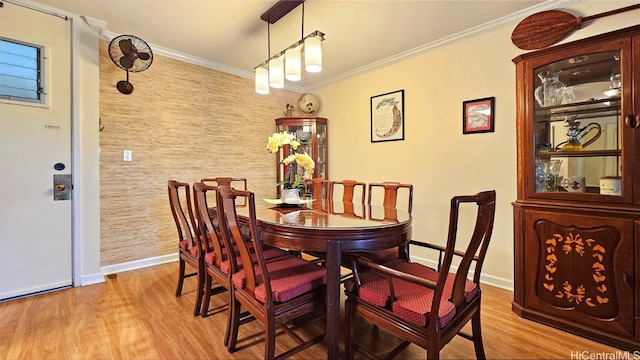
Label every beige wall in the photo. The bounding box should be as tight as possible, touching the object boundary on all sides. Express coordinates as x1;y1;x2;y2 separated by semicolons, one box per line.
98;40;300;266
314;0;640;286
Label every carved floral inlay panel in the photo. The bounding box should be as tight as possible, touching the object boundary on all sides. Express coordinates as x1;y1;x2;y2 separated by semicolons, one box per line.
533;220;619;318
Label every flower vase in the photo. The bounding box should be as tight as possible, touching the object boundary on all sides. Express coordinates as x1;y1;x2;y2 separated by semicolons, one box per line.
281;188;300;203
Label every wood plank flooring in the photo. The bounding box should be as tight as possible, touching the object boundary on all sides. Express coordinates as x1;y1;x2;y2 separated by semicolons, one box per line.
0;262;622;359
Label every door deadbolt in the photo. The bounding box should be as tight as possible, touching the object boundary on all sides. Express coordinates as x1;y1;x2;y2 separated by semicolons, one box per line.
53;174;72;201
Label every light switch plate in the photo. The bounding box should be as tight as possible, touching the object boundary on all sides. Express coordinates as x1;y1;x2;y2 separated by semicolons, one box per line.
123;150;132;162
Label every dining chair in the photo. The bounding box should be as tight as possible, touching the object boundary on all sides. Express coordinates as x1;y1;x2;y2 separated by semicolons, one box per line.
343;190;496;360
168;180;204;316
304;177;331;200
344;181;414;265
191;182;235;343
194;182;289;320
330;179;366;203
216;185;327;359
367;181;413;213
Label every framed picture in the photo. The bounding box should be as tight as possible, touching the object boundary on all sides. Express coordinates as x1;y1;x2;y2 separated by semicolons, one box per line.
462;97;495;134
371;90;404;142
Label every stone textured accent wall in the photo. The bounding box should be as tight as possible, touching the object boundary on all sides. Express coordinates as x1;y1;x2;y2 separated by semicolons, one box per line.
99;40;300;266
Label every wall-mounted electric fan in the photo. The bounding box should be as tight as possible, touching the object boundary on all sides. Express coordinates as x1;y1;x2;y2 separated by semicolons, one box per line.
108;35;153;94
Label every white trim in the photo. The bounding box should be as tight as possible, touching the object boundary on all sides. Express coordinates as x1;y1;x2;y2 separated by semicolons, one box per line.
100;253;178;275
79;272;106;286
306;0;584;91
82;16;106;35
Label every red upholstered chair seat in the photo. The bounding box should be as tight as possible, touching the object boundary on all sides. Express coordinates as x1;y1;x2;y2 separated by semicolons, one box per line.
183;240;214;258
344;260;478;328
219;246;289;274
388;260;478;302
232;255;327;303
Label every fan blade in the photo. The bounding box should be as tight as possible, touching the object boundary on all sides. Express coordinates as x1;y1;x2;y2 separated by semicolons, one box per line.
137;52;151;61
119;38;134;56
119;56;134;69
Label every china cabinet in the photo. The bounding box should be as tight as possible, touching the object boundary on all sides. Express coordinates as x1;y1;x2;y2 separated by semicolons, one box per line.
512;25;640;350
274;117;328;197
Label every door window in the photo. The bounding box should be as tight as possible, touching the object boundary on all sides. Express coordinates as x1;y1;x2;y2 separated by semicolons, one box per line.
0;38;44;103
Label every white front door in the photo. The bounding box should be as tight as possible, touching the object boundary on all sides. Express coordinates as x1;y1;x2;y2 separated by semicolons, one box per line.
0;2;73;300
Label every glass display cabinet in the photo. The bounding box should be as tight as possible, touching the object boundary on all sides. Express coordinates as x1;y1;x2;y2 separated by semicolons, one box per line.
512;25;640;350
274;117;328;197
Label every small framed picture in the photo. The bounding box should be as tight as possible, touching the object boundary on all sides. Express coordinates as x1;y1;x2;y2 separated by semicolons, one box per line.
371;90;404;142
462;97;495;134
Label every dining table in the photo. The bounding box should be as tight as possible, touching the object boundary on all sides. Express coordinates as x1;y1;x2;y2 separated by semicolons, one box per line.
231;197;413;359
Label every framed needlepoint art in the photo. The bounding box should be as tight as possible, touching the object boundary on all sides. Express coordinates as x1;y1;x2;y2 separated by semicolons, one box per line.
462;97;495;134
371;90;404;142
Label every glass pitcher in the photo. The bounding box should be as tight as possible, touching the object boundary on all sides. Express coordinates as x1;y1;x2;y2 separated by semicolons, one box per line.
534;70;565;107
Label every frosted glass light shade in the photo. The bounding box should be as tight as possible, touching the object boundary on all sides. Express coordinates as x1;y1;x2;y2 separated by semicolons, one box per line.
255;67;269;94
304;36;322;73
285;47;301;81
269;56;284;89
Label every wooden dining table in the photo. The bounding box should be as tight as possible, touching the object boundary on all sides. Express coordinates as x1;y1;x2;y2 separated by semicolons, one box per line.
232;198;412;359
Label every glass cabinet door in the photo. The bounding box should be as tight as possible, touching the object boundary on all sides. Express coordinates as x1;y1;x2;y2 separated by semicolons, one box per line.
275;117;328;196
528;39;633;203
316;122;327;179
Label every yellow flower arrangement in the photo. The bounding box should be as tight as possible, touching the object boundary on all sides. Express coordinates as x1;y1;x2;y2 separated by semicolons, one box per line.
267;131;315;189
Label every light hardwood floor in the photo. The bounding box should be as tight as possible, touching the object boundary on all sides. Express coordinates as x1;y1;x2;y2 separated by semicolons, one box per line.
0;262;622;359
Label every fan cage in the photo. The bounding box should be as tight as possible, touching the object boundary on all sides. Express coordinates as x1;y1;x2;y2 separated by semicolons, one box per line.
108;35;153;73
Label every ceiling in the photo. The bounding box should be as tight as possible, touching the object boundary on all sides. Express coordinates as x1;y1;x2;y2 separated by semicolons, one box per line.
26;0;555;91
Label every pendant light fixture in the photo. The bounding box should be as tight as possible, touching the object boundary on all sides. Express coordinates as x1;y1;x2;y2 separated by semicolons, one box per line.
255;66;269;94
269;55;285;88
254;0;325;94
285;46;301;81
304;35;322;73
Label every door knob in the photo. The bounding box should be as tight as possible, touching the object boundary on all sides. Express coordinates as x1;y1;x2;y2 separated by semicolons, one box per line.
55;183;66;191
624;115;636;127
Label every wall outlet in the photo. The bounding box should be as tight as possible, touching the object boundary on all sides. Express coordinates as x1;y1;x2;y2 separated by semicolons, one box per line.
123;150;132;162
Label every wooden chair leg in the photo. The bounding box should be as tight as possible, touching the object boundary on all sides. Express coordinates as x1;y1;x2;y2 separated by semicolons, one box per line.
201;274;212;318
192;264;204;316
427;342;440;360
344;299;354;360
175;258;185;296
227;297;241;352
471;309;486;359
264;317;276;360
223;291;232;347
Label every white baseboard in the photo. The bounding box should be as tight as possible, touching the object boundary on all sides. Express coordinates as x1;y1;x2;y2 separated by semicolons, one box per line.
410;255;514;292
79;272;106;286
100;253;179;276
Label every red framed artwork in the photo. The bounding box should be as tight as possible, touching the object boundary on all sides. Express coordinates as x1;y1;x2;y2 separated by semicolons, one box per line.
462;97;495;134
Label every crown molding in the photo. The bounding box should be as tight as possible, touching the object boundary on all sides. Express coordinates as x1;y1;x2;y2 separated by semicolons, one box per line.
82;16;106;34
305;0;585;91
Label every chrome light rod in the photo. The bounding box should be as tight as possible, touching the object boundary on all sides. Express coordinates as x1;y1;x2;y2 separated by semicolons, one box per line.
254;30;325;70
